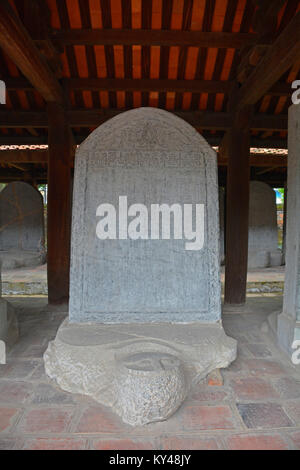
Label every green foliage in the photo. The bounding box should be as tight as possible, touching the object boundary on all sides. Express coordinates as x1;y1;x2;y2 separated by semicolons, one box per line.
277;188;285;198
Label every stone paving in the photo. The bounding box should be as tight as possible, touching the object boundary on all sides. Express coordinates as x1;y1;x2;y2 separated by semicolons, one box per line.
2;265;47;296
0;295;300;450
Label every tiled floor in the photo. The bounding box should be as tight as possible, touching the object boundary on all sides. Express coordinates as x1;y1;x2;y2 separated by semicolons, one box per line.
1;295;300;450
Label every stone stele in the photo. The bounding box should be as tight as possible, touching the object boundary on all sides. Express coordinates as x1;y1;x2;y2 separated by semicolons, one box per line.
44;108;237;426
0;261;18;363
219;187;225;265
277;104;300;355
0;182;46;269
248;181;282;269
219;181;282;269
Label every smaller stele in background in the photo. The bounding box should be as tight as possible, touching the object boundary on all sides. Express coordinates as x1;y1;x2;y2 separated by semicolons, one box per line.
0;340;5;364
0;262;18;362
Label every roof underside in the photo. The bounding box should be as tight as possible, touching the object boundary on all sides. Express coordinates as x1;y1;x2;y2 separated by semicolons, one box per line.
0;0;300;151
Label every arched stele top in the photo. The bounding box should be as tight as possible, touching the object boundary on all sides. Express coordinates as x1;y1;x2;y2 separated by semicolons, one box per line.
248;181;278;252
70;107;221;324
249;181;278;229
0;181;45;252
78;107;216;155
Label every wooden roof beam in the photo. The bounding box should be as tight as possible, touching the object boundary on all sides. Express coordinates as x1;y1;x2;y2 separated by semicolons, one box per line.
236;12;300;110
0;0;64;104
52;29;261;49
218;154;287;168
0;150;48;164
0;110;288;131
237;0;287;84
5;77;293;98
64;78;233;94
251;0;286;42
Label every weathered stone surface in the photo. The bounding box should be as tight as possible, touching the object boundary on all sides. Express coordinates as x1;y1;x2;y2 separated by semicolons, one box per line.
69;107;221;323
45;107;236;425
44;321;237;425
277;104;300;355
0;250;45;270
219;187;225;265
0;300;18;350
0;263;18;362
248;181;282;269
219;181;282;268
114;352;186;425
0;182;46;269
0;340;4;364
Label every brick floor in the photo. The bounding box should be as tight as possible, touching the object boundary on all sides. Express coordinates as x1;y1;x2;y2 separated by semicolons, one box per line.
181;405;237;431
289;431;300;449
0;295;300;450
189;386;229;402
160;436;221;450
22;438;88;450
284;402;300;424
243;359;287;377
30;383;75;405
274;377;300;400
225;434;289;450
237;403;293;429
230;377;280;401
0;407;21;432
18;408;74;434
245;344;273;358
0;381;34;404
0;438;21;450
0;360;40;380
76;406;128;434
92;439;156;450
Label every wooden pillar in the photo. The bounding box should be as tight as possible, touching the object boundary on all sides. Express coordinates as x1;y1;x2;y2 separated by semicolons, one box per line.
47;103;73;304
223;109;251;305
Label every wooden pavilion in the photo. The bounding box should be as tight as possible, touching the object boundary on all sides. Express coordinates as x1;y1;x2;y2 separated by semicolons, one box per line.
0;0;299;307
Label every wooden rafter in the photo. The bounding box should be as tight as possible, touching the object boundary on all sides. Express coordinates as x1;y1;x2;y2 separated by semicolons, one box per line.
0;0;64;103
236;12;300;110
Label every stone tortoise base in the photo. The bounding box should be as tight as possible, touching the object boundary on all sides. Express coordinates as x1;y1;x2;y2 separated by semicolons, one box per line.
44;321;236;426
